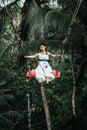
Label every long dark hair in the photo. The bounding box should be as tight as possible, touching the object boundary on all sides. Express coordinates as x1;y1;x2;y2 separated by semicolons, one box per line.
39;43;47;53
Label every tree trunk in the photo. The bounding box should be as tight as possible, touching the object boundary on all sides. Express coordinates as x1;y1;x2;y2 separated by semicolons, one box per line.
71;54;76;116
40;83;52;130
27;93;31;130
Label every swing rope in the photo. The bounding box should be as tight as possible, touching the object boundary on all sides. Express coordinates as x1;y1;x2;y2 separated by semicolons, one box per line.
3;0;83;58
58;0;83;65
62;0;83;45
3;2;26;55
3;0;82;79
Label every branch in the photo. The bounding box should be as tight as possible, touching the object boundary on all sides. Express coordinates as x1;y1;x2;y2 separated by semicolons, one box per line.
0;81;6;87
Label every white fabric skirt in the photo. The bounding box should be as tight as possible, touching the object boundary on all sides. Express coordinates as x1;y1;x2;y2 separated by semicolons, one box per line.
35;61;55;82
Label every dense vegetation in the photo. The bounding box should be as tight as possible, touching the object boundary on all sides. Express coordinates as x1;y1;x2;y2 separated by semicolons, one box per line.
0;0;87;130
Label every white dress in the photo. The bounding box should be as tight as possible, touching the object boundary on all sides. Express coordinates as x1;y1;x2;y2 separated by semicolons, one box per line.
35;53;55;82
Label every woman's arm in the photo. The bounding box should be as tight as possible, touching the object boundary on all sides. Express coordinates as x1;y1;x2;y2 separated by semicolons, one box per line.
48;52;56;57
24;53;39;59
47;52;62;58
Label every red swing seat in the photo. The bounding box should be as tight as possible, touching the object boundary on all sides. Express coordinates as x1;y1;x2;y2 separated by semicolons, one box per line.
51;70;61;78
26;69;36;78
26;69;61;79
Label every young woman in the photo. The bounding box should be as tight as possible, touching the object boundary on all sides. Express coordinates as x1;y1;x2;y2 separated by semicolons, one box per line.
24;43;61;84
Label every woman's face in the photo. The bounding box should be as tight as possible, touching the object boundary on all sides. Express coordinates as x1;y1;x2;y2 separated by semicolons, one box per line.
40;45;46;51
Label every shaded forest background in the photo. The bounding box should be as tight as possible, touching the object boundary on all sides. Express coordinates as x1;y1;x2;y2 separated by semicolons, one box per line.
0;0;87;130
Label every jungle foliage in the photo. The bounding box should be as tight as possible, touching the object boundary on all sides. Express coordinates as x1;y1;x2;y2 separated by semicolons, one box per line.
0;0;87;130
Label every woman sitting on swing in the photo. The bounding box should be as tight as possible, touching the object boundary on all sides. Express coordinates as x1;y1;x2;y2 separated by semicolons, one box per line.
24;43;62;84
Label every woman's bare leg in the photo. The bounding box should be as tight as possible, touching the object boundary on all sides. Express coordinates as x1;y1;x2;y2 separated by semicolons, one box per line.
46;77;49;84
38;78;42;84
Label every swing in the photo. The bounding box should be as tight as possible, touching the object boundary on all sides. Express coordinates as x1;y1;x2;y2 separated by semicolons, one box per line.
26;69;61;79
25;0;83;79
